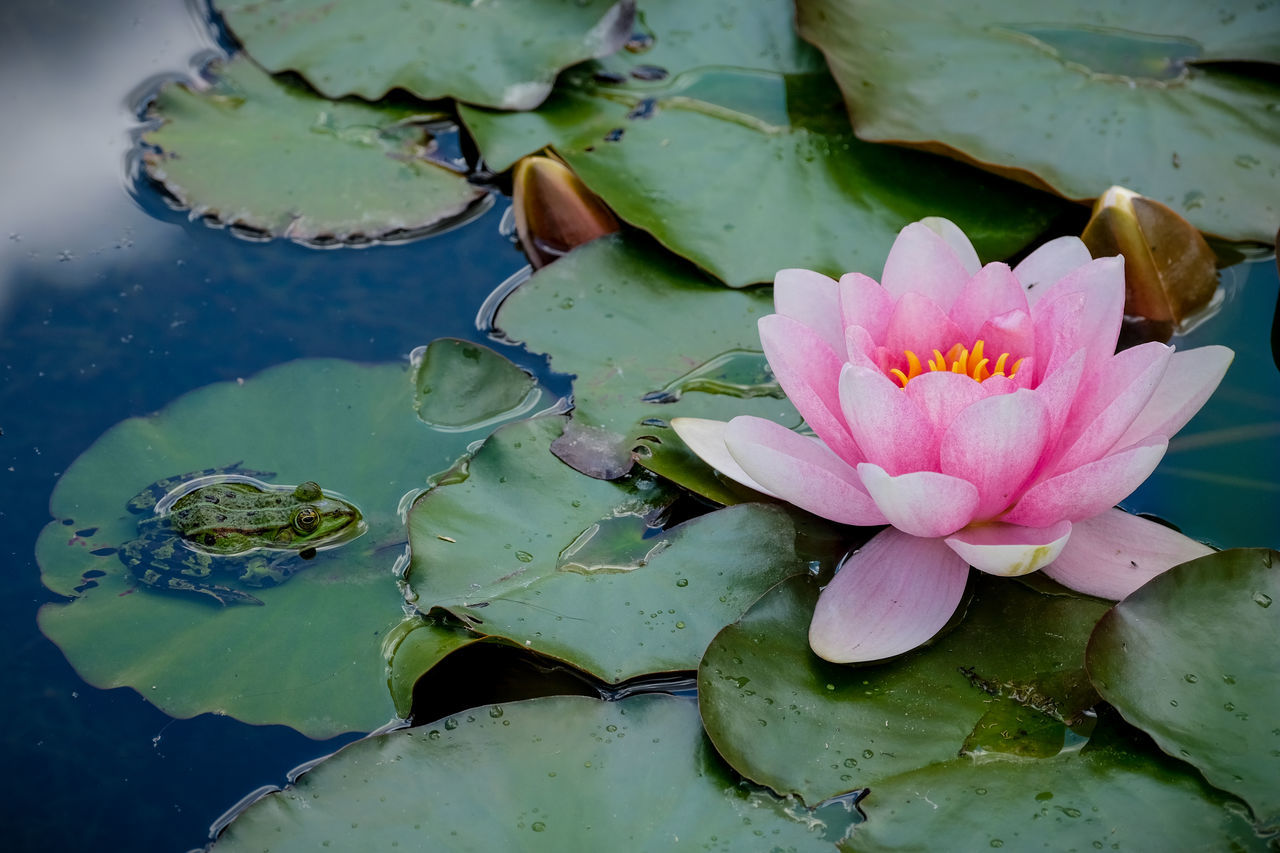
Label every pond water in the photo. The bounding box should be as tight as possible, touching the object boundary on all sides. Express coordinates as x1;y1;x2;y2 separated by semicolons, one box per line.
2;1;1276;851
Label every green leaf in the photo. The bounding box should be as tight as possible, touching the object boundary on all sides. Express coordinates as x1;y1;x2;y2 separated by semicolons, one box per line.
461;0;1065;286
36;357;538;737
216;0;636;109
796;0;1280;243
1086;548;1280;828
494;233;799;477
840;720;1266;851
142;56;486;244
211;695;851;851
403;416;809;682
698;574;1109;805
412;337;539;429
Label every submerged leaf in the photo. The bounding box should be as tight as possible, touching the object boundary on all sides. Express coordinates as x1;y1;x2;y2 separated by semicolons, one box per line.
216;0;636;109
1082;186;1219;329
412;337;540;429
796;0;1280;243
1087;548;1280;829
141;57;486;244
35;358;540;737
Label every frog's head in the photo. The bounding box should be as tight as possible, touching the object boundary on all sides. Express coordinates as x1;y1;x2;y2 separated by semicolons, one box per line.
286;481;364;549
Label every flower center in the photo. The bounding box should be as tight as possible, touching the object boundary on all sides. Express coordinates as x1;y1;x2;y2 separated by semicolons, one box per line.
889;340;1023;388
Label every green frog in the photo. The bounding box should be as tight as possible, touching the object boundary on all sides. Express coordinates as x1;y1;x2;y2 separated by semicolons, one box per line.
118;465;365;606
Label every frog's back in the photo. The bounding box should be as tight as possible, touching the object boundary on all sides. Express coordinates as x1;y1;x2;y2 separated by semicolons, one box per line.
126;463;276;514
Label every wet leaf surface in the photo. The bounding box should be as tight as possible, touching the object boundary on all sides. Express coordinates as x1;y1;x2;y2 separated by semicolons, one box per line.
461;0;1064;286
699;574;1109;805
404;415;809;682
142;56;486;244
216;0;635;109
796;0;1280;243
412;337;540;429
494;233;799;478
1087;548;1280;829
36;357;538;737
211;695;850;851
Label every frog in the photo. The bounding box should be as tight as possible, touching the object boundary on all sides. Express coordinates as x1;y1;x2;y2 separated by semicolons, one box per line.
118;464;366;606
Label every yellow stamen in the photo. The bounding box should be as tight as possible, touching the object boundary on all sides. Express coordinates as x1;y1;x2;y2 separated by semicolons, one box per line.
891;339;1023;387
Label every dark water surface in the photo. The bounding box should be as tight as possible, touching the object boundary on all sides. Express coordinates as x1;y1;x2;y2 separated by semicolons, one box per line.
2;2;1276;851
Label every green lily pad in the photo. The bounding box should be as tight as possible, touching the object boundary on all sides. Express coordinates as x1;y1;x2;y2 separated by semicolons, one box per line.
1086;548;1280;828
403;415;809;682
795;0;1280;243
383;616;483;719
412;337;539;429
215;0;636;109
699;574;1109;805
460;0;1065;286
211;695;850;851
494;233;799;478
141;56;486;244
36;356;540;738
842;720;1266;851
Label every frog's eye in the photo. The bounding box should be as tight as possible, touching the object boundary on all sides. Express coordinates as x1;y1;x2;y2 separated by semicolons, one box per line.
294;482;323;501
293;506;321;533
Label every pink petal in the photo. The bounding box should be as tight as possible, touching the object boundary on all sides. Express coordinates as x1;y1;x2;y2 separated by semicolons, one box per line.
1030;256;1125;382
902;370;989;432
857;462;980;538
809;528;970;663
1013;236;1092;305
840;365;939;474
1002;437;1168;528
884;292;966;364
944;520;1072;576
949;263;1030;342
758;314;862;464
880;221;974;310
1048;342;1171;475
670;417;778;498
940;390;1050;519
919;216;982;275
1114;345;1234;448
723;417;887;526
1032;349;1086;448
843;324;880;370
774;268;844;353
1044;507;1214;599
838;272;894;343
973;308;1034;370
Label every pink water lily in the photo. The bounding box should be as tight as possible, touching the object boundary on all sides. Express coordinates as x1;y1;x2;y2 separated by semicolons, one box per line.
673;218;1233;664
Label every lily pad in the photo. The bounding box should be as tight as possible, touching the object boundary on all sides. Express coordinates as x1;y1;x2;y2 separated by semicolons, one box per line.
141;56;486;244
403;415;809;682
412;337;540;429
1086;548;1280;828
211;695;849;850
215;0;636;109
494;233;799;477
699;574;1109;805
461;0;1065;286
36;356;540;737
842;720;1266;851
795;0;1280;243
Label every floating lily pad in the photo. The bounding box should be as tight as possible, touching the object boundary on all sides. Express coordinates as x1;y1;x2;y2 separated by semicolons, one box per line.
216;0;636;109
460;0;1064;286
403;416;809;682
1086;548;1280;828
795;0;1280;243
412;337;540;429
211;695;849;851
141;56;486;244
494;233;799;478
842;720;1266;851
36;356;540;738
699;574;1109;805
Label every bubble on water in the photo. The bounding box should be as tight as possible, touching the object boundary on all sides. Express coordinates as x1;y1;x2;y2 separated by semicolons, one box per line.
1252;591;1272;608
1184;673;1198;683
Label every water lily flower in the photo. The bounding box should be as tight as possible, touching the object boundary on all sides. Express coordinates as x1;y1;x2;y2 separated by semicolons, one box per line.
672;218;1233;663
